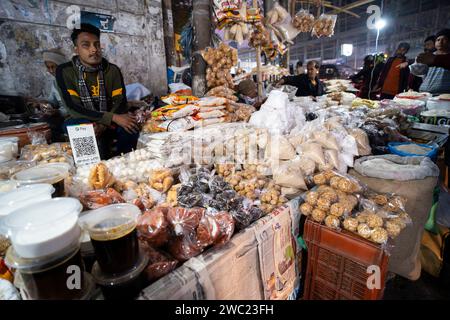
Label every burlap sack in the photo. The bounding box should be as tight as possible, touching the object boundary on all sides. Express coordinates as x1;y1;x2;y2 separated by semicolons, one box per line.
350;155;439;280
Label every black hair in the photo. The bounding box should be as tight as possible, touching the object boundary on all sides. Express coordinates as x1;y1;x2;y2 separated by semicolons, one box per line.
397;42;410;51
296;61;303;67
424;35;436;43
436;29;450;40
71;23;101;45
307;60;320;69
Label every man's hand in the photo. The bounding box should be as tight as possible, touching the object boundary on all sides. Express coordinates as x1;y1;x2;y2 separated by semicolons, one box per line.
416;52;436;66
396;62;409;69
112;114;139;134
275;78;285;88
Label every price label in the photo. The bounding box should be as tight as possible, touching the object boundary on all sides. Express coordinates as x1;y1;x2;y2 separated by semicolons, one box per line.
67;123;101;167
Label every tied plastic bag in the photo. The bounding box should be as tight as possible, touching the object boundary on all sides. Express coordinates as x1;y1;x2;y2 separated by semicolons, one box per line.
265;135;296;160
293;9;315;32
348;128;372;156
272;161;307;190
137;207;170;248
207;210;235;246
79;188;125;210
168;232;203;262
196;214;221;249
166;207;205;236
297;142;326;167
267;1;291;25
312;14;337;38
140;242;178;283
312;131;339;151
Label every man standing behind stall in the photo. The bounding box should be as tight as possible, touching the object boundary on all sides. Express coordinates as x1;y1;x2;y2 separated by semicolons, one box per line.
56;23;138;159
276;60;325;97
374;42;411;99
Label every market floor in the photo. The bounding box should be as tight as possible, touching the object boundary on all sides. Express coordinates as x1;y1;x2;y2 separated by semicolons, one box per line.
383;272;450;300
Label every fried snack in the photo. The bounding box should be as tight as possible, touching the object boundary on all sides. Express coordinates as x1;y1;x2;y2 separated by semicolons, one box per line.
88;163;115;190
300;203;313;216
305;191;319;206
150;169;174;193
343;217;358;232
330;203;346;217
371;227;388;244
357;223;371;239
370;194;388;206
323;170;337;182
367;214;384;228
325;215;340;230
321;190;338;203
316;197;331;211
317;185;335;195
389;217;406;230
312;208;326;223
386;220;401;238
313;173;327;185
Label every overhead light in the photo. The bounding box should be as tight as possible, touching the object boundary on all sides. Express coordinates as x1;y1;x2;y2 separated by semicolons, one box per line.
376;19;386;30
341;44;353;57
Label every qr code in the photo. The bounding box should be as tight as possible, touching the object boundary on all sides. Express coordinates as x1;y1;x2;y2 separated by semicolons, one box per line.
72;136;97;158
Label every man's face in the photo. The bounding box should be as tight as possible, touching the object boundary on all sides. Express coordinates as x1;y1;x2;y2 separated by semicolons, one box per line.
396;47;408;57
45;61;57;77
74;32;102;66
307;64;318;79
435;35;450;52
424;40;435;53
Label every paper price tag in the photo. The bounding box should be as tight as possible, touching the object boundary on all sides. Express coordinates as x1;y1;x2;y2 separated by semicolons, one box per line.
67;123;101;167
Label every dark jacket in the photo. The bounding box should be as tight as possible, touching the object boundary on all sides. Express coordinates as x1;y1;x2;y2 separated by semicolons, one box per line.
376;56;410;95
350;62;384;99
55;57;128;126
283;74;325;97
432;53;450;70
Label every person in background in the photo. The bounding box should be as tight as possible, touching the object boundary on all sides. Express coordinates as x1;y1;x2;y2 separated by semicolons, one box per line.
409;35;436;91
295;61;304;75
417;30;450;71
43;49;68;115
276;60;325;97
350;54;384;99
237;79;266;109
419;29;450;94
56;23;138;159
374;42;411;99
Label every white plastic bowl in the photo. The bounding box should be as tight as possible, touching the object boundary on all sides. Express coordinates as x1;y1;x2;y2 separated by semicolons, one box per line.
1;197;82;258
0;183;55;217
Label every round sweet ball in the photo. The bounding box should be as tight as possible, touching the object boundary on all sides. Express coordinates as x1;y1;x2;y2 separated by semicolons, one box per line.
356;212;370;224
313;173;327;185
317;185;335;195
371;194;388;206
300;203;313;216
325;215;340;230
371;227;388;244
317;197;332;211
338;178;354;193
386;220;402;238
305;191;319;206
312;208;327;223
390;217;406;230
367;214;384;228
330;203;345;217
321;190;338;203
330;176;341;189
343;217;358;232
323;170;337;182
357;223;372;239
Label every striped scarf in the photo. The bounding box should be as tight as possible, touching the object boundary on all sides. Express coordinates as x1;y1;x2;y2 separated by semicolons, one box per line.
74;56;107;112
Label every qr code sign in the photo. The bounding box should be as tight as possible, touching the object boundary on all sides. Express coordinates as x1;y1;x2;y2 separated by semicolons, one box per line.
72;136;97;158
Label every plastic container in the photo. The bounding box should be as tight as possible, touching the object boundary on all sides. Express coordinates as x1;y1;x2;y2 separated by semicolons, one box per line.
303;218;388;300
78;203;141;275
0;184;55;217
5;239;88;300
426;97;450;112
0;137;19;158
11;164;69;197
388;141;438;159
420;110;450;126
1;198;82;258
91;250;149;300
0;140;15;164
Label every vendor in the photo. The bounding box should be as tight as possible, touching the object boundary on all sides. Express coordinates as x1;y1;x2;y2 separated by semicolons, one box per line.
419;29;450;94
237;79;266;109
276;60;325;97
43;49;68;116
56;23;139;159
375;42;411;99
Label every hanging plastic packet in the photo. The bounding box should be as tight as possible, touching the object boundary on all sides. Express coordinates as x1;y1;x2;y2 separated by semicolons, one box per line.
312;14;337;38
293;9;315;32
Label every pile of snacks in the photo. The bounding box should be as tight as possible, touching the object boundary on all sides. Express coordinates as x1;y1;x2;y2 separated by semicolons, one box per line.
20;143;73;165
293;10;315;32
266;2;290;25
203;43;238;89
249;23;271;48
311;14;337;38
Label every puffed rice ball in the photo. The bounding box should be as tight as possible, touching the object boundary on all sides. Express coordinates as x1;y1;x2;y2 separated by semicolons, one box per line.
313;173;327;185
338;178;354;193
305;191;319;206
321;191;338;203
317;197;332;211
386;220;401;238
367;214;384;228
317;185;335;195
390;217;406;230
323;170;337;182
330;203;346;217
347;195;358;209
330;176;341;189
371;194;388;206
343;217;358;232
325;215;340;230
356;211;370;223
371;227;388;244
357;223;372;239
312;209;327;223
300;203;313;216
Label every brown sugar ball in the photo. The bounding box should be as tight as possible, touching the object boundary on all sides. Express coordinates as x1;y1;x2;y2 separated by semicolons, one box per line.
305;191;319;206
312;209;326;223
371;227;388;244
357;223;371;239
366;214;384;228
300;203;313;216
325;215;340;230
343;217;358;232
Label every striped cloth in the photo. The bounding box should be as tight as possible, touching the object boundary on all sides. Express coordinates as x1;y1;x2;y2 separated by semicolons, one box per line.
419;66;450;94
